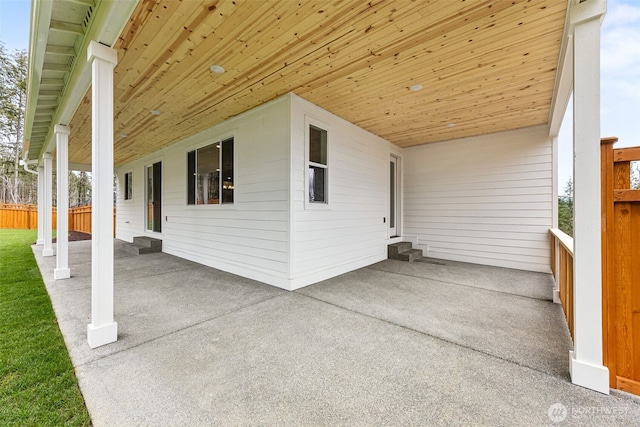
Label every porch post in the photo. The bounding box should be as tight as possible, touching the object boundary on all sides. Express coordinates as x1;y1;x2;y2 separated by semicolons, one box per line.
86;41;118;348
36;165;44;245
42;153;54;257
54;125;71;280
570;0;609;394
551;136;560;304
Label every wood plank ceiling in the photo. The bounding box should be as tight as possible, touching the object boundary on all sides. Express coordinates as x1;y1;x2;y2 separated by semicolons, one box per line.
66;0;568;166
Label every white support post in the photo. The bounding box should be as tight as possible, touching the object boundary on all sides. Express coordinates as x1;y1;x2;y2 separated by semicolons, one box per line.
86;41;118;348
36;165;45;245
570;0;609;394
552;136;561;304
54;125;71;280
42;153;54;257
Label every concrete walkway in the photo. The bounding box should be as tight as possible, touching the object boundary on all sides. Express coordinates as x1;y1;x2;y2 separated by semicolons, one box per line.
34;240;640;426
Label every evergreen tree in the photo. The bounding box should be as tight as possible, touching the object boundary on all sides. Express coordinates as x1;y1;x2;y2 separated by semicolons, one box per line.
558;178;573;236
0;43;30;203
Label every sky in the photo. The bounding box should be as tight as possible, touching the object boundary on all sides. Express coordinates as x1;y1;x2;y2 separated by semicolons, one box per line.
1;0;638;193
557;0;640;191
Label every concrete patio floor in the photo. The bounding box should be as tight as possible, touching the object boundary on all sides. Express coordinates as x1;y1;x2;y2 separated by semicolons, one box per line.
34;240;640;426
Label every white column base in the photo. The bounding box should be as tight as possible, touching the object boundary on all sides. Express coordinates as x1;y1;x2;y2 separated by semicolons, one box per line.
569;350;610;394
87;322;118;348
36;239;45;245
43;248;54;257
54;268;71;280
553;288;561;304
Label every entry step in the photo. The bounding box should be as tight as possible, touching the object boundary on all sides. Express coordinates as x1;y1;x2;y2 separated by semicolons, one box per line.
388;242;423;262
122;236;162;255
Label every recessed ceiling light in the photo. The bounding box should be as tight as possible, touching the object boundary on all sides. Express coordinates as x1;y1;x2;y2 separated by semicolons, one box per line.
119;132;128;137
210;65;225;74
409;84;423;92
150;110;161;115
447;123;456;128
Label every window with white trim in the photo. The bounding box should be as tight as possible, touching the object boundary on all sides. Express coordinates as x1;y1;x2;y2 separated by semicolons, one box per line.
187;137;234;205
308;124;327;203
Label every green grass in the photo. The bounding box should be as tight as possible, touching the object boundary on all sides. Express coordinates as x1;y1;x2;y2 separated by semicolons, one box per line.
0;229;91;426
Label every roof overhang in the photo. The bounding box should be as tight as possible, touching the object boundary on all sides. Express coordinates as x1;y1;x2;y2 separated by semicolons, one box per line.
23;0;136;164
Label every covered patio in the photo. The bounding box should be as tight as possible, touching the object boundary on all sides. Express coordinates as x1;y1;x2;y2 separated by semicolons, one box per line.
33;240;640;426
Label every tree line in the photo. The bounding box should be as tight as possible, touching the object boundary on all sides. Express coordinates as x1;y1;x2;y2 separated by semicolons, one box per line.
0;42;91;207
559;167;640;237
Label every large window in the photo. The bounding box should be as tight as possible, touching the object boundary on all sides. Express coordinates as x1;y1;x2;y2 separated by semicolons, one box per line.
187;137;234;205
308;124;327;203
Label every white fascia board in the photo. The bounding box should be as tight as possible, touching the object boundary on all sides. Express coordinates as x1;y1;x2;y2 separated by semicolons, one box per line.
24;0;54;160
547;0;574;137
548;0;607;137
570;0;607;27
41;0;137;159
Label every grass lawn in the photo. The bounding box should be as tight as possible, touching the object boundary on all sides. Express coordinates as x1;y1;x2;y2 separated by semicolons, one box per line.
0;229;91;426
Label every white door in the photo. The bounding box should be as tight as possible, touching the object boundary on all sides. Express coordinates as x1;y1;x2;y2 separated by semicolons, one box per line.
390;155;400;237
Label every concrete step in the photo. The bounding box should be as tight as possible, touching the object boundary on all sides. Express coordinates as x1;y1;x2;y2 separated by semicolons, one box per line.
123;237;162;255
388;241;413;258
132;236;162;251
121;243;157;255
396;248;423;262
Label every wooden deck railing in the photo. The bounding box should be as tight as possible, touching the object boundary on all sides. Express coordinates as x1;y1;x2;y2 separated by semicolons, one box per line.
549;228;574;339
601;137;640;395
0;204;114;235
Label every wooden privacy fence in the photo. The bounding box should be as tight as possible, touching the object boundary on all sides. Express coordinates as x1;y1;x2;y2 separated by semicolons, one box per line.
67;205;92;234
0;204;55;230
601;137;640;396
549;228;574;339
0;204;114;235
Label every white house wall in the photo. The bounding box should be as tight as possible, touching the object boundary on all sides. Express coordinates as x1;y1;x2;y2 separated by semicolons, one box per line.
289;95;399;289
116;95;292;288
403;125;553;273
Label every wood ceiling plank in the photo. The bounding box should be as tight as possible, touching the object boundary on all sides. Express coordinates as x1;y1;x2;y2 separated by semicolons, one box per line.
114;1;283;122
304;40;561;107
318;58;560;123
393;113;548;147
65;0;568;166
293;5;565;95
116;0;211;98
250;4;560;118
390;106;549;137
354;92;552;126
137;0;410;122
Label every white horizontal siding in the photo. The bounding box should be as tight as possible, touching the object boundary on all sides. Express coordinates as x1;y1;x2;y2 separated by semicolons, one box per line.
115;95;292;288
403;125;553;273
289;94;398;287
115;165;147;243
